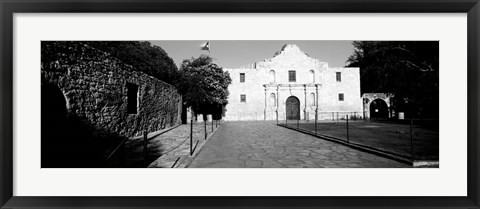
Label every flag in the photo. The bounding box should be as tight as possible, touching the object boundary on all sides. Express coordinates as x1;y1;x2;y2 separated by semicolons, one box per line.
199;41;210;52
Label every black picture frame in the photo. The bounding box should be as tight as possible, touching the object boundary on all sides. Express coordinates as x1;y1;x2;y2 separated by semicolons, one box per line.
1;0;479;208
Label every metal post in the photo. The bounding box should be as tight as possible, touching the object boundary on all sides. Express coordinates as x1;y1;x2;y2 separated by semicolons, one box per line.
346;115;349;143
336;112;339;123
276;111;278;125
315;112;317;134
143;130;148;166
332;112;334;121
204;119;207;140
410;118;414;161
190;118;193;156
212;117;214;132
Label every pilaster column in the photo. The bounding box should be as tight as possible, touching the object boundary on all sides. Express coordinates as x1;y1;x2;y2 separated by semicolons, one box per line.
304;84;307;120
264;86;267;120
315;84;319;119
276;85;279;121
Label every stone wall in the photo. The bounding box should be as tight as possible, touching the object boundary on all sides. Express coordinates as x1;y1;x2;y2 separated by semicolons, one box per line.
224;44;363;121
41;42;182;138
362;93;395;119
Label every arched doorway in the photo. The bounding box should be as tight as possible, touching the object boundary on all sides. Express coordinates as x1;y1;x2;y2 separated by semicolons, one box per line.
286;96;300;120
41;83;68;167
41;84;67;130
369;99;389;119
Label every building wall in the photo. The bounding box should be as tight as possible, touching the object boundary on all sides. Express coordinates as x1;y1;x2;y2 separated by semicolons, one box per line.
226;68;266;120
318;67;363;119
362;93;395;119
41;42;182;138
224;44;362;121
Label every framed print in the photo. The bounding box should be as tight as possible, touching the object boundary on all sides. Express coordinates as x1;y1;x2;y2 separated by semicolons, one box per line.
1;0;479;208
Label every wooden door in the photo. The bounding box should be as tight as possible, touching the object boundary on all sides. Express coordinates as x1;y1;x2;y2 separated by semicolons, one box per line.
286;96;300;120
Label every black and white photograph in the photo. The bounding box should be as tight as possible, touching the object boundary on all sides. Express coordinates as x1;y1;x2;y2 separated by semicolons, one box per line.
3;1;478;207
41;40;439;168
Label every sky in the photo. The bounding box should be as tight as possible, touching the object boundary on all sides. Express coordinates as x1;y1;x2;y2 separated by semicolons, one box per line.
149;41;356;69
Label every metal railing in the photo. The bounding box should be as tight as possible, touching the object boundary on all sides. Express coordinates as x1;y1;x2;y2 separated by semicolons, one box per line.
106;115;222;167
189;115;220;156
282;113;439;162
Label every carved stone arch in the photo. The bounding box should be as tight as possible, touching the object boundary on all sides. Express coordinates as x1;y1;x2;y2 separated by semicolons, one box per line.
369;99;389;119
41;83;68;167
41;83;67;123
269;93;276;107
309;92;315;106
286;96;300;120
362;93;394;119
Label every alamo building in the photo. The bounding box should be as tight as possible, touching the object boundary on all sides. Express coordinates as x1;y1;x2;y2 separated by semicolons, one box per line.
223;44;363;121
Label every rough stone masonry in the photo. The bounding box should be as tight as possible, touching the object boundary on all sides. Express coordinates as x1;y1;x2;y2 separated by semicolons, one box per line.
41;41;182;139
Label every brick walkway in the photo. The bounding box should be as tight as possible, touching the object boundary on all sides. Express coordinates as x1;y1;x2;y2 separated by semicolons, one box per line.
189;121;409;168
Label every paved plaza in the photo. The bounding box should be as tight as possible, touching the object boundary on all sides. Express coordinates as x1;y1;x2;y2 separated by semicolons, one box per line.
188;121;409;168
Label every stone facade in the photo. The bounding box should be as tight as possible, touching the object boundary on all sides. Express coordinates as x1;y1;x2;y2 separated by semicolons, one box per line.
41;42;182;138
362;93;395;119
224;44;362;121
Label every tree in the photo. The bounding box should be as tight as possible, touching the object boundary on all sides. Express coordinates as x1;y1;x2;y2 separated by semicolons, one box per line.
177;55;232;119
346;41;439;119
85;41;179;85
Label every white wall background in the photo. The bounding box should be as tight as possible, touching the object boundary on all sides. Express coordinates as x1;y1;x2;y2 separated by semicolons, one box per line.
14;13;467;196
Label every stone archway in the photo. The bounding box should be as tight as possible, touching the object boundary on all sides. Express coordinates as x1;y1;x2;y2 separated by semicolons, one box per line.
362;93;394;119
286;96;300;120
41;84;67;129
41;83;68;167
369;99;389;119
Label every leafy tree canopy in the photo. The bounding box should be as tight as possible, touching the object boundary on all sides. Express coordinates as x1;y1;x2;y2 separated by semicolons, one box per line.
177;55;232;116
85;41;179;85
346;41;439;118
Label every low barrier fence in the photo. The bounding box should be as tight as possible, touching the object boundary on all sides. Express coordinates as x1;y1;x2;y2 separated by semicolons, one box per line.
106;117;220;168
281;112;439;162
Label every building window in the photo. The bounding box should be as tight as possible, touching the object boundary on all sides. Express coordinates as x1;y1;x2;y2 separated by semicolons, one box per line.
270;70;276;83
338;93;344;101
127;83;138;114
336;72;342;82
309;70;315;83
240;73;245;83
288;70;296;82
240;94;246;102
